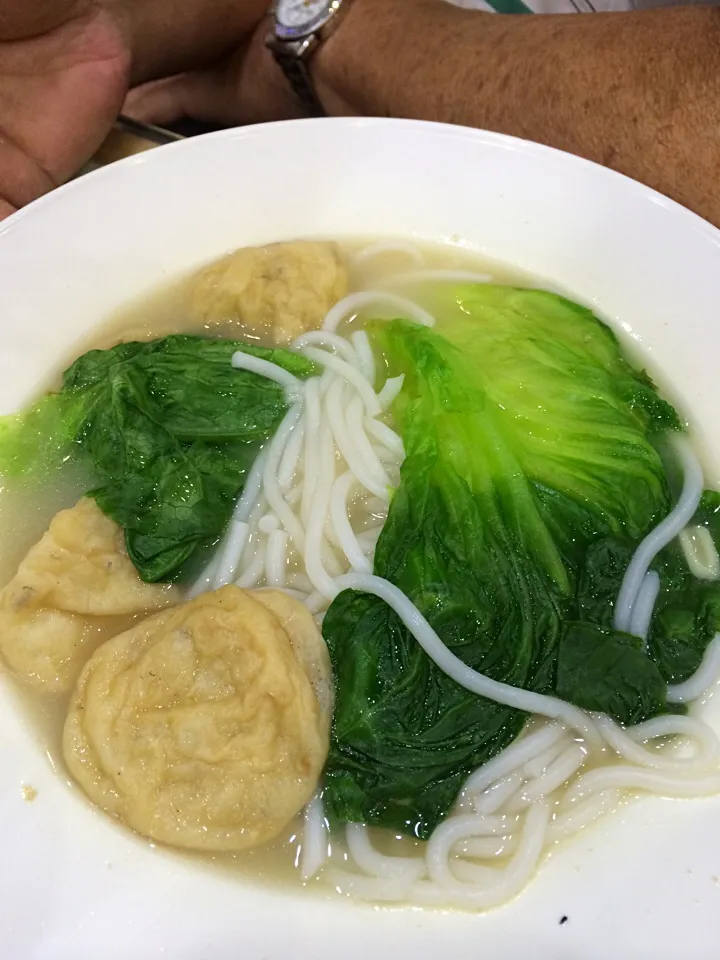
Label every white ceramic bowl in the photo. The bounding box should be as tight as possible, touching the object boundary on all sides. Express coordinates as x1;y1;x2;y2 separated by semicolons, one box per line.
2;118;720;960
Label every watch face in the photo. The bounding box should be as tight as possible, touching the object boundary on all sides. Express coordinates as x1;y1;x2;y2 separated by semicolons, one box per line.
275;0;336;39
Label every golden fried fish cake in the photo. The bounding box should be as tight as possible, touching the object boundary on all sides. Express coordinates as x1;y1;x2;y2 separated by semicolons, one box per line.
0;498;177;693
63;586;329;852
254;588;333;726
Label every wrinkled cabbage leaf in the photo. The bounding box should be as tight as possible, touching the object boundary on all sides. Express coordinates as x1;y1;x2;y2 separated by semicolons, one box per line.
0;334;314;582
322;285;716;838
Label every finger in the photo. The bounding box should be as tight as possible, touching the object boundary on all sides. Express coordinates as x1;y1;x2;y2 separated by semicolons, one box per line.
124;69;235;127
123;76;193;127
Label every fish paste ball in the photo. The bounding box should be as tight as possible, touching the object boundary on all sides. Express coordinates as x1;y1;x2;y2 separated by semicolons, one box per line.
192;240;348;343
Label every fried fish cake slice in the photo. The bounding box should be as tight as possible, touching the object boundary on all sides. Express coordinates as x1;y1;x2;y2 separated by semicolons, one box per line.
63;585;329;852
0;498;177;693
254;588;333;726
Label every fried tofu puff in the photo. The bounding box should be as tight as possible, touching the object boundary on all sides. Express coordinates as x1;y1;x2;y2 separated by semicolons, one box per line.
254;588;333;726
63;585;331;852
0;499;177;694
191;241;348;344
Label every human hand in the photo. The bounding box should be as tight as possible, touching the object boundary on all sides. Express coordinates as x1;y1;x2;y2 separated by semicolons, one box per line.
0;0;131;220
123;16;305;130
0;0;270;221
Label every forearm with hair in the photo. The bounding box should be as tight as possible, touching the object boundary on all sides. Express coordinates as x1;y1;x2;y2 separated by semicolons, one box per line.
314;0;720;222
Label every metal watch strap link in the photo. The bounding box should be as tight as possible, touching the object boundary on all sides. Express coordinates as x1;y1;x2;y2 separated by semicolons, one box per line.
268;35;327;118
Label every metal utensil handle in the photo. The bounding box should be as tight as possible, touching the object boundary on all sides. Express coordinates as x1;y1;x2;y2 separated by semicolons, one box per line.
115;114;184;146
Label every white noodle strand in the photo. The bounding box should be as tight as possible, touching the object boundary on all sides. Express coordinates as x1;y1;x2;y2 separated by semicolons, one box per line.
426;803;550;907
628;570;661;641
615;435;704;632
265;529;288;587
350;240;425;269
667;633;720;703
350;330;376;384
301;793;329;881
346;396;391;489
300;346;381;415
292;330;360;366
301;378;322;527
335;574;599;741
212;520;250;589
462;724;567;799
522;738;571;780
457;834;520;860
548;790;620;842
304;421;338;599
231;351;300;392
566;764;720;802
472;772;525;816
189;449;268;597
277;420;305;490
330;472;372;573
364;416;405;458
322;292;435;334
679;525;720;580
258;514;279;534
231;446;268;524
187;549;222;600
377;375;405;412
262;404;306;551
522;743;588;801
234;549;265;589
595;713;720;771
325;381;388;499
346;824;425;880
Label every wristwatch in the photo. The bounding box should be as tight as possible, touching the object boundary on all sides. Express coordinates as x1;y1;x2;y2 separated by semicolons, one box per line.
266;0;352;117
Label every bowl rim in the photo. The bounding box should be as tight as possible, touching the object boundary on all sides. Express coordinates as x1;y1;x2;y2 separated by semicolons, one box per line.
3;116;719;249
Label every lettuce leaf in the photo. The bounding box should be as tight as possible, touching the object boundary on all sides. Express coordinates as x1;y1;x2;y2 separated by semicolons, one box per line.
323;285;698;837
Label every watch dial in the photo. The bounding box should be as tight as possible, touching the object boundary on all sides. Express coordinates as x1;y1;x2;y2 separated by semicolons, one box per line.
276;0;331;30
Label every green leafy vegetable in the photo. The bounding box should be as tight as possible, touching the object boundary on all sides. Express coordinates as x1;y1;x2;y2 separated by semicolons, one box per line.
645;492;720;683
556;622;668;723
574;493;720;686
0;391;88;480
322;284;704;838
1;334;314;582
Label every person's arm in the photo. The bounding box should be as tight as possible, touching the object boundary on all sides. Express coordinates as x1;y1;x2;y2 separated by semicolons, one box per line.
311;0;720;223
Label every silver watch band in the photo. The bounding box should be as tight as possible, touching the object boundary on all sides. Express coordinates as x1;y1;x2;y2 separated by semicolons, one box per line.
266;33;327;118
